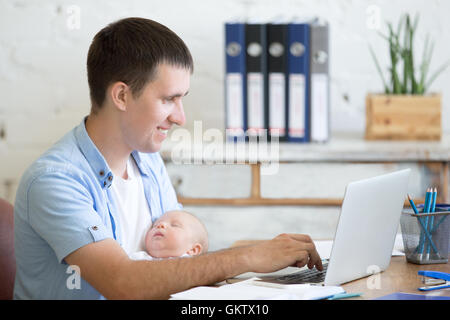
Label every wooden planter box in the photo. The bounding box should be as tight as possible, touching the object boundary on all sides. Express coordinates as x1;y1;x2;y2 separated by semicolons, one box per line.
365;93;442;140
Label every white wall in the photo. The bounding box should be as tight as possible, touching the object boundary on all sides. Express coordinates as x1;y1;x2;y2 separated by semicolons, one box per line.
1;0;449;249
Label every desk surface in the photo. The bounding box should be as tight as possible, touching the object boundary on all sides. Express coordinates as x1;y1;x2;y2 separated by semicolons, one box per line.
230;240;450;300
342;255;450;299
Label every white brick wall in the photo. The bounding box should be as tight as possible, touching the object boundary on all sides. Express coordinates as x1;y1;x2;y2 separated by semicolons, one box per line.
1;1;449;249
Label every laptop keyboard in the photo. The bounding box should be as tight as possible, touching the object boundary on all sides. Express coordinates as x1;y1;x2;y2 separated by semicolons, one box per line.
270;261;329;284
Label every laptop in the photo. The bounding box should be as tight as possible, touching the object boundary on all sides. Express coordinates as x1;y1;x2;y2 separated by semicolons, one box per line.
230;169;411;286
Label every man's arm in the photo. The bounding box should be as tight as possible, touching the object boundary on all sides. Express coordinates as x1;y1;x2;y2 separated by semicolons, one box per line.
65;233;322;299
65;238;249;299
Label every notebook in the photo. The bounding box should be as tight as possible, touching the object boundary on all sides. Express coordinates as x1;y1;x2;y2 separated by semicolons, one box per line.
374;292;450;300
230;169;411;286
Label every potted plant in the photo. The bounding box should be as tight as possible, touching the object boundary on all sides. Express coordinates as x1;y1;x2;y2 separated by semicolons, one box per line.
366;13;450;140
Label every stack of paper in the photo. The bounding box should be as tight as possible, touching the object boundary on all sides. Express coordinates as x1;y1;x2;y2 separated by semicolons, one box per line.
170;278;344;300
313;234;405;260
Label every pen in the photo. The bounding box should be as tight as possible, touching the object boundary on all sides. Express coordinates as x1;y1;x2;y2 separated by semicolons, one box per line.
251;281;286;289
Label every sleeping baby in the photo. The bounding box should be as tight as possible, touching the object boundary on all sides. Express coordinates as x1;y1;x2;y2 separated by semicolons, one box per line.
129;210;208;260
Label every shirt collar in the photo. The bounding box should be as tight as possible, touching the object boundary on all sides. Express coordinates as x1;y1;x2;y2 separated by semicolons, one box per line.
131;151;150;176
74;117;114;189
74;117;150;189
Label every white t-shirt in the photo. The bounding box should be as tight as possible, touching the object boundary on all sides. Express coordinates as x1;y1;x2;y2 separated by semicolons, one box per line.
110;156;152;254
129;251;190;261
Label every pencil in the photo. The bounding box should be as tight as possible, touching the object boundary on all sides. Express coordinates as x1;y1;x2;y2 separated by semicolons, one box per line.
426;188;437;257
419;188;431;255
328;292;363;300
407;194;419;214
408;193;439;256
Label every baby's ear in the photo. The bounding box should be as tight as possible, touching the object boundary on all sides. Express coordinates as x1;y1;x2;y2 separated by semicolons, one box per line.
187;243;203;256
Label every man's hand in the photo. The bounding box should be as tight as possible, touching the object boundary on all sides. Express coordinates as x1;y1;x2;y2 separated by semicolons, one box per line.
244;233;323;273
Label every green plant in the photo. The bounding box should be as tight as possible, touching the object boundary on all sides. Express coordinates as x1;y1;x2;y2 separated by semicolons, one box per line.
369;13;450;95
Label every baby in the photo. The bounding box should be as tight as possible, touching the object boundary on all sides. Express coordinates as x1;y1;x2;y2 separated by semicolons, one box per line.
130;210;208;260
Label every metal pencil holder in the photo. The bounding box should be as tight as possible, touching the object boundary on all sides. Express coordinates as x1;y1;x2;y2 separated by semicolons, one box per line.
400;208;450;264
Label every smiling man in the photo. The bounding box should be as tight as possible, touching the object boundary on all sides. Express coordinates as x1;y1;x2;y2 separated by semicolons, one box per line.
13;17;322;299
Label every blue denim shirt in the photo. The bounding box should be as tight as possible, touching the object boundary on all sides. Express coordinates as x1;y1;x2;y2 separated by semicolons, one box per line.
13;118;182;299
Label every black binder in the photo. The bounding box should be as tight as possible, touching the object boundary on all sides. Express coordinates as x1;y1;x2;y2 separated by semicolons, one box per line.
267;23;288;142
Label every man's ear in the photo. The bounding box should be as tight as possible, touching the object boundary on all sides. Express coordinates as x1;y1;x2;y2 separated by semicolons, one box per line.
110;82;130;112
187;243;203;256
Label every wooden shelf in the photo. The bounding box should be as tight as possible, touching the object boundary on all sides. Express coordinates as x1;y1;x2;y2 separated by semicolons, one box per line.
179;196;427;207
178;197;343;206
163;133;450;206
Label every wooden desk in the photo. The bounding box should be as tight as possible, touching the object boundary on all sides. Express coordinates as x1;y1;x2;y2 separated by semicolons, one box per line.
230;240;450;299
342;255;450;299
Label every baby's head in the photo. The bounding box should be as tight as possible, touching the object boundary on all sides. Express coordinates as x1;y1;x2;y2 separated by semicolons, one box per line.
145;210;208;258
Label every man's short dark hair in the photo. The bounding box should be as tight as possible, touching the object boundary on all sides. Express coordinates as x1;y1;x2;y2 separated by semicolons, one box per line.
87;17;194;112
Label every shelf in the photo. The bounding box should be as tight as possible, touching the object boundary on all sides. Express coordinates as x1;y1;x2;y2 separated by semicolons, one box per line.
162;133;450;206
160;132;450;164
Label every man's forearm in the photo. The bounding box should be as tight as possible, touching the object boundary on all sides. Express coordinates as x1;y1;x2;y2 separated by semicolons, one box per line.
115;246;251;299
66;234;321;299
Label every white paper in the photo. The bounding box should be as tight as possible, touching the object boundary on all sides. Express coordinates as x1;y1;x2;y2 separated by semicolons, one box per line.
170;277;344;300
314;236;404;260
392;234;405;256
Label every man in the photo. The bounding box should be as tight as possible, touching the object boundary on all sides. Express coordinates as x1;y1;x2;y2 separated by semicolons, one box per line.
13;17;322;299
